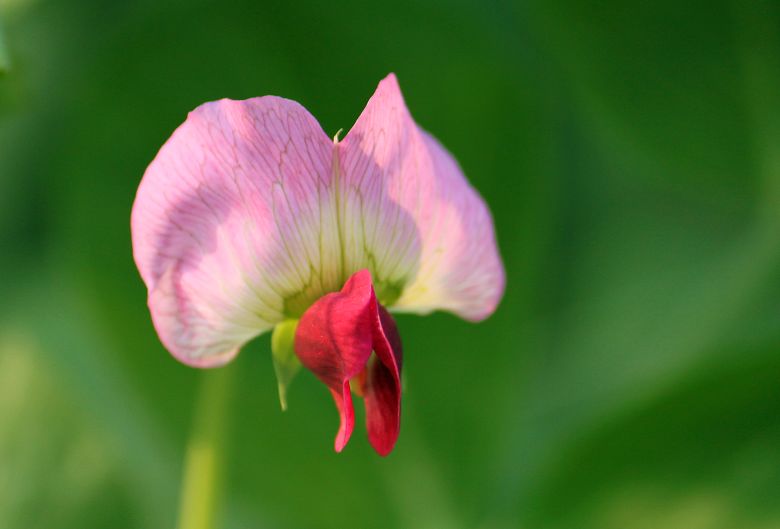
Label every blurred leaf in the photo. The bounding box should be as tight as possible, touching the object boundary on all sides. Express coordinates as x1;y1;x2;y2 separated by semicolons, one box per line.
0;331;136;529
528;0;758;202
4;273;179;527
528;344;780;529
486;1;780;524
0;23;9;74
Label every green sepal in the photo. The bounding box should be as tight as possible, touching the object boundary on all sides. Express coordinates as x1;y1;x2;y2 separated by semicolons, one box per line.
271;319;301;411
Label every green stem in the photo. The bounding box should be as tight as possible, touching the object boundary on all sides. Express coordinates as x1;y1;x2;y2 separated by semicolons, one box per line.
176;366;233;529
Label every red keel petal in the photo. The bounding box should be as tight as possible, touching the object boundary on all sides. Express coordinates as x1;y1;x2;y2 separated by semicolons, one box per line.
330;383;355;453
362;305;403;455
295;269;403;455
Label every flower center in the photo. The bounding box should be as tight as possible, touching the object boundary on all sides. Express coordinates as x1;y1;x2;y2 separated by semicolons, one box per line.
281;272;406;319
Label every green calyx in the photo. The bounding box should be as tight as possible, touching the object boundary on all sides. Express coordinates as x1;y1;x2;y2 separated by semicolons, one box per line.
271;319;301;411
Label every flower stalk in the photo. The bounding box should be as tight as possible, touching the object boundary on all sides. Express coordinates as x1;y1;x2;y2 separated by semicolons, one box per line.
176;366;233;529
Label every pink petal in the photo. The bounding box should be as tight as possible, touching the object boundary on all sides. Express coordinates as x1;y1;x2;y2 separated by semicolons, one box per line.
131;97;340;366
294;270;402;454
339;74;505;321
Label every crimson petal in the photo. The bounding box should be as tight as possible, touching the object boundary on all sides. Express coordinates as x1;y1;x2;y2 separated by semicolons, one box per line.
294;269;403;455
362;305;403;455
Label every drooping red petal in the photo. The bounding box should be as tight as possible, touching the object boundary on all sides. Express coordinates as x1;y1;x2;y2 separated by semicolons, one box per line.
294;269;403;455
362;305;403;455
329;384;355;453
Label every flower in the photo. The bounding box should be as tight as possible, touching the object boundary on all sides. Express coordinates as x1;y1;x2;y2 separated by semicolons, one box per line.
131;74;505;455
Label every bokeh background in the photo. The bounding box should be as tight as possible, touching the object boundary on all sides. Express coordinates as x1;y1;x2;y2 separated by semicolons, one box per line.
2;1;780;528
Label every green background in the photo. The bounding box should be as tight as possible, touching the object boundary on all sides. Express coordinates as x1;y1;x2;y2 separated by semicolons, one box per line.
2;1;779;528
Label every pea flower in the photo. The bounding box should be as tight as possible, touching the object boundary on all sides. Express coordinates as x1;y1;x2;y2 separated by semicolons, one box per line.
131;74;504;455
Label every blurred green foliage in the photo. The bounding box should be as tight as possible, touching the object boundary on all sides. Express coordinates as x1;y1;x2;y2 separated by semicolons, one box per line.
1;0;779;528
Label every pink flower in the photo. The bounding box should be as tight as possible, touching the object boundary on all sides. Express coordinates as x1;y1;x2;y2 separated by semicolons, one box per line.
131;74;504;455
